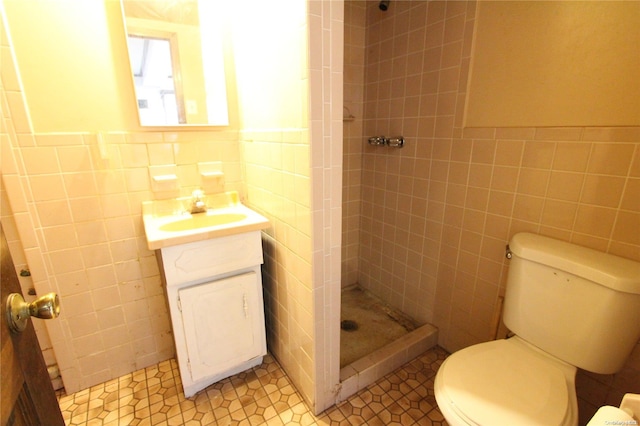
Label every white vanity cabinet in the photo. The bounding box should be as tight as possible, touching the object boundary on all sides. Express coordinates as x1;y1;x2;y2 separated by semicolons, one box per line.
157;231;267;397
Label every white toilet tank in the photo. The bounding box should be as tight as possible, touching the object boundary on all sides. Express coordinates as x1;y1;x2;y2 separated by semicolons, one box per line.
503;233;640;375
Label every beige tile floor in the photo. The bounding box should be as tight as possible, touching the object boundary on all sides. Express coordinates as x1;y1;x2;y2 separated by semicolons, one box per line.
57;347;450;425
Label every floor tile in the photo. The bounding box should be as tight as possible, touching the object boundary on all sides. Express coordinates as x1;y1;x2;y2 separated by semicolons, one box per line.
58;347;449;425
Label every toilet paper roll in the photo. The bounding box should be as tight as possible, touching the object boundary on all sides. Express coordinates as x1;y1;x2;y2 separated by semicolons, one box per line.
586;406;636;426
621;393;640;421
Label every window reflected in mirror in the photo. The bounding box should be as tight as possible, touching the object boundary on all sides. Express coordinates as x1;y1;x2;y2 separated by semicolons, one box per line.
127;34;185;125
121;0;229;127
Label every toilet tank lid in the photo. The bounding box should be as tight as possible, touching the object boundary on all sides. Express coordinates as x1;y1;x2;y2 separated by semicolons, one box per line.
510;233;640;295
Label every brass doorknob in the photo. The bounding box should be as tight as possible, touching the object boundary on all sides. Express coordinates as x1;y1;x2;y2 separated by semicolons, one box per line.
5;292;60;333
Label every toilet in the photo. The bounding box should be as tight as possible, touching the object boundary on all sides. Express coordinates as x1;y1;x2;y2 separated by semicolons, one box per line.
435;233;640;426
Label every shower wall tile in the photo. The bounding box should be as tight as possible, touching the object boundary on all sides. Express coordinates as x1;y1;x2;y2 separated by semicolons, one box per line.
348;0;639;407
342;0;366;288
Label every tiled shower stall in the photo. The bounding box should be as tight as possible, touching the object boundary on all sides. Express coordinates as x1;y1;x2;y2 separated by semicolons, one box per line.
342;0;639;416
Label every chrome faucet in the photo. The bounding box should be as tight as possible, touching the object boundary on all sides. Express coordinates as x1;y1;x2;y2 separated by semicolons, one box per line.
190;189;207;214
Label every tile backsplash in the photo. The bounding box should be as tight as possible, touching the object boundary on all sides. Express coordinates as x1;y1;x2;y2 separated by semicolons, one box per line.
3;128;244;394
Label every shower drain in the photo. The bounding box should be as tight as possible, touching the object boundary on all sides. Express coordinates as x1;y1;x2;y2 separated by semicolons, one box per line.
340;319;359;331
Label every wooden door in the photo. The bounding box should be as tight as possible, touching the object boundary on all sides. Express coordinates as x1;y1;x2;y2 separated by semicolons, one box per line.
1;225;64;425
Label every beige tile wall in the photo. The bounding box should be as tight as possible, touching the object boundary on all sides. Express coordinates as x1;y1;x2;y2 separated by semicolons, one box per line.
2;127;244;395
355;0;639;347
213;0;344;414
241;130;316;406
1;9;246;393
358;0;481;334
342;1;366;288
348;0;639;416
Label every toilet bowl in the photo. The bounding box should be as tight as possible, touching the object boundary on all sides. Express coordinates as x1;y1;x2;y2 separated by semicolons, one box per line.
434;337;578;426
434;233;640;426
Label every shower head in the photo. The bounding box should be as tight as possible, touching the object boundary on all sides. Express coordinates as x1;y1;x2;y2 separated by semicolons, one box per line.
379;1;390;11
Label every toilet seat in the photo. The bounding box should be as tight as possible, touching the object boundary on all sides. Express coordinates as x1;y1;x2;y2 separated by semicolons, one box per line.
435;337;577;426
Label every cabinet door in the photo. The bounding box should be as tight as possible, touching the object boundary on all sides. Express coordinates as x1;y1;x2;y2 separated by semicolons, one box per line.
178;272;266;383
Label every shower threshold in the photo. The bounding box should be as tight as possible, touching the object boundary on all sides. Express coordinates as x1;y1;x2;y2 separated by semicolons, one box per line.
338;285;438;402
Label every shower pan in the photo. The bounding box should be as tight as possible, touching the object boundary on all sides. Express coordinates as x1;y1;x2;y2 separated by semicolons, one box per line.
339;285;438;398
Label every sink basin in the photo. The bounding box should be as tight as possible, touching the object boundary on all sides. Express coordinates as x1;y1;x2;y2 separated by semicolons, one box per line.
159;213;247;232
142;191;270;249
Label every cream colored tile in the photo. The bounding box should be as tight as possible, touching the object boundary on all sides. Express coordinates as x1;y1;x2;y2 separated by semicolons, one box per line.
68;313;100;339
441;41;463;69
490;166;519;193
487;191;515;217
468;164;492;189
55;271;90;298
75;221;108;246
104;217;136;241
495;128;536;140
470;140;495;164
547;172;584;202
448;161;469;184
629;146;640;177
100;194;131;218
63;172;99;198
517;169;549;196
552;142;591;172
512;195;544;223
125;132;163;144
620;178;640;211
42;224;78;251
147;144;176;166
119;144;149;168
48;248;84;274
580;175;625;207
29;174;66;201
69;197;104;222
93;172;124;197
81;243;112;269
35;133;85;146
582;127;640;142
35;200;73;226
464;187;489;211
57;146;93;172
495;140;524;166
587;143;636;176
541;200;578;230
574;205;617;238
534;127;582;141
611;211;640;246
21;147;60;174
72;333;105;359
123;168;150;192
16;133;36;147
521;141;555;169
446;183;466;207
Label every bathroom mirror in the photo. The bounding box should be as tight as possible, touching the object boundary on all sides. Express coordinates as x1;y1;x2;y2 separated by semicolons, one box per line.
121;0;229;126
